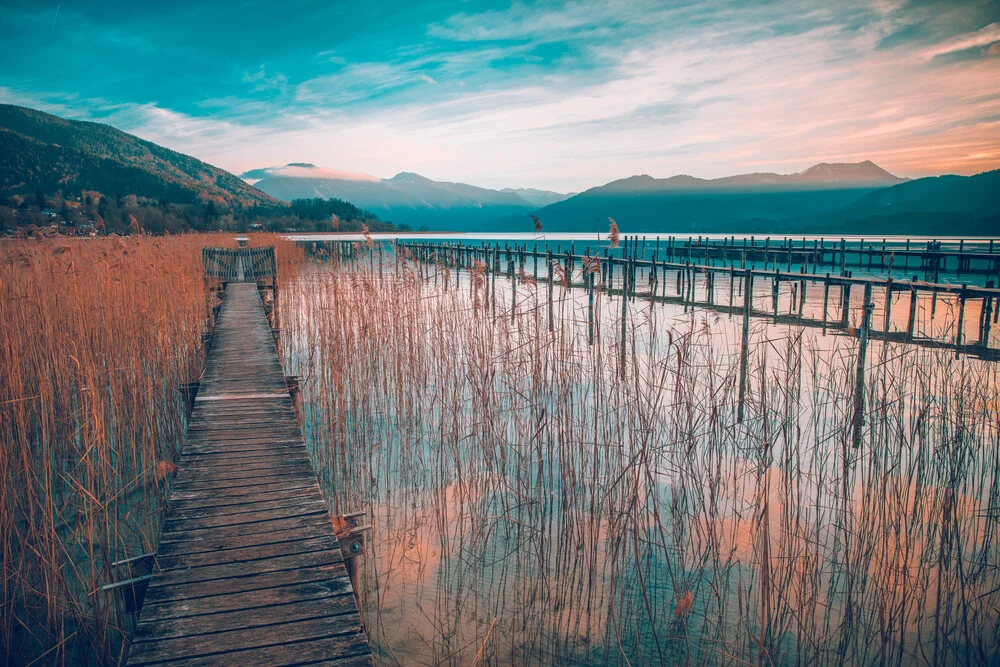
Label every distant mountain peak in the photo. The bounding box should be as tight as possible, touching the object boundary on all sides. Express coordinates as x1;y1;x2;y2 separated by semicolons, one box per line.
795;160;902;183
245;164;572;229
240;164;378;183
388;171;433;184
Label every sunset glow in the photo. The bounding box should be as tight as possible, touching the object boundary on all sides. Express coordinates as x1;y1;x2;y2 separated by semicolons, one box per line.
1;0;997;190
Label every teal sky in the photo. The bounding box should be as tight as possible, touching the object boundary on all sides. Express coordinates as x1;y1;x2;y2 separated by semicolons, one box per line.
1;0;998;190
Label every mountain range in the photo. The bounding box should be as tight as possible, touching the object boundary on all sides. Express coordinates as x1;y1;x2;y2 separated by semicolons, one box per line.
0;104;277;207
503;162;999;236
247;159;999;236
1;104;996;236
242;163;571;230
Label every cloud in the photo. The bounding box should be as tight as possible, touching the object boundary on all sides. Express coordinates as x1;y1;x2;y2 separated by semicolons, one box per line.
242;65;288;93
921;22;1000;58
1;0;998;191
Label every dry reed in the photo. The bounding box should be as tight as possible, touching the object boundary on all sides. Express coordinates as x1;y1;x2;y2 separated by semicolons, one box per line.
0;234;232;664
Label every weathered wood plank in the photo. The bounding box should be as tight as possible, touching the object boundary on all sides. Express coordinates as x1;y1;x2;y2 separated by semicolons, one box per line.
131;595;359;644
155;535;340;572
153;523;342;559
137;577;356;623
141;563;350;607
130;626;370;666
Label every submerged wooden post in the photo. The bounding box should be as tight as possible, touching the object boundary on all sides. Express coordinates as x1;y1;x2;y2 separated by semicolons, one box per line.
982;286;994;346
883;279;893;334
738;270;752;423
620;260;629;378
728;267;736;317
547;250;554;333
509;259;516;324
491;246;498;318
906;287;918;340
772;272;780;323
588;270;595;345
841;283;852;328
822;274;831;334
852;283;873;449
956;284;967;358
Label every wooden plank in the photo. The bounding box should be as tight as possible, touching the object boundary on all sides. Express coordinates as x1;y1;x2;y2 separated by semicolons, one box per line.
129;282;369;665
131;596;360;644
152;524;338;560
137;577;355;623
129;626;370;666
148;550;344;589
141;563;350;607
155;535;341;572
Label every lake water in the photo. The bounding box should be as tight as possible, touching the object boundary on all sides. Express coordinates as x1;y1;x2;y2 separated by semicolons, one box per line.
280;248;1000;666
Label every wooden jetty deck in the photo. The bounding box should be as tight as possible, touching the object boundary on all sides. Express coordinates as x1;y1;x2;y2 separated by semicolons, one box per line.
127;282;371;666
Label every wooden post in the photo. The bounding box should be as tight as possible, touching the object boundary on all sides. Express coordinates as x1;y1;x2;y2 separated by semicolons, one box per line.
982;284;994;347
547;250;553;333
588;270;595;345
772;272;780;323
509;259;516;324
491;246;498;318
738;270;752;423
841;283;852;327
906;287;918;341
852;283;873;449
822;274;830;334
620;258;629;379
935;241;941;284
883;279;893;333
956;284;967;357
729;267;735;317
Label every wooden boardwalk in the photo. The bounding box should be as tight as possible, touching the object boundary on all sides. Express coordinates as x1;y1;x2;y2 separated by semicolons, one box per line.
128;282;371;666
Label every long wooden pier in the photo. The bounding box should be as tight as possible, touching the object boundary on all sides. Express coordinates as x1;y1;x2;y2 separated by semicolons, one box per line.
126;280;371;665
381;239;1000;360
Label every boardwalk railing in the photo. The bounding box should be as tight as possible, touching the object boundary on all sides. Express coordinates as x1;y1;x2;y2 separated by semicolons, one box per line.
392;239;1000;355
203;246;277;282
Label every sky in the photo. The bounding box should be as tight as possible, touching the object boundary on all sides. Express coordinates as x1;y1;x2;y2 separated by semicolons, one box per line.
0;0;998;191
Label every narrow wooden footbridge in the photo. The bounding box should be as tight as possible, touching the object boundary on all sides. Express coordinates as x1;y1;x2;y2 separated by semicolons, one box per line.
126;247;371;665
